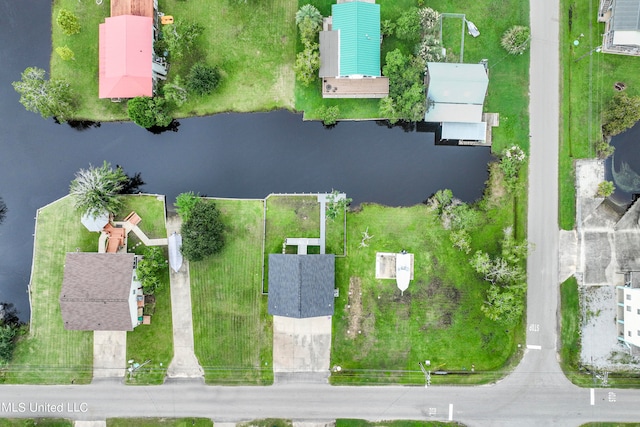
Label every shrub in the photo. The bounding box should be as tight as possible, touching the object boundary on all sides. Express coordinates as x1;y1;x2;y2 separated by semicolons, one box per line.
602;92;640;136
57;9;81;35
499;145;526;192
186;63;221;95
298;15;322;45
180;200;225;262
395;7;421;43
596;181;615;198
163;20;204;59
416;35;443;62
127;97;173;128
318;105;340;126
596;139;615;159
381;19;396;37
501;25;530;55
136;246;167;295
418;7;440;33
55;46;75;61
163;75;188;107
175;191;200;221
294;43;320;86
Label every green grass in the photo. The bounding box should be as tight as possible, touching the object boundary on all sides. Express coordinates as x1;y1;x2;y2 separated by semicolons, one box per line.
0;420;72;427
330;200;523;385
125;265;173;385
337;420;459;427
559;276;590;386
117;194;167;239
190;199;272;385
559;0;640;229
107;419;212;427
238;420;292;427
2;196;94;384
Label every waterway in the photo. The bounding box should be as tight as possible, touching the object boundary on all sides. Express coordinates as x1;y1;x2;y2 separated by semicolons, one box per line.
606;121;640;206
0;0;492;320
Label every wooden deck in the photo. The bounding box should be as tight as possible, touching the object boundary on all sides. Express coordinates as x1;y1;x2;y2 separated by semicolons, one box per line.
322;77;389;98
111;0;155;18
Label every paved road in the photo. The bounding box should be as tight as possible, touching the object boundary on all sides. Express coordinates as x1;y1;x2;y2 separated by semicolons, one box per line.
2;1;640;426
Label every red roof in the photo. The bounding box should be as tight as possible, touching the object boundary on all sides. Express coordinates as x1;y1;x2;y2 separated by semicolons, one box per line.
99;15;153;99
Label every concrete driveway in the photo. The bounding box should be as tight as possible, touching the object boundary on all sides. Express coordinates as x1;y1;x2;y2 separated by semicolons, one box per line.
272;315;332;374
93;331;126;378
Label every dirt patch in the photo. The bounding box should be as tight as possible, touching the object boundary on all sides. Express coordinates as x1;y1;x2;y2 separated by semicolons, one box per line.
346;277;363;338
420;278;460;329
484;162;507;206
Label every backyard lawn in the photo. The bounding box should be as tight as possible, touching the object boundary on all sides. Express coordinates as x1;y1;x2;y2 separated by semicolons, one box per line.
330;200;524;385
190;198;273;385
559;0;640;229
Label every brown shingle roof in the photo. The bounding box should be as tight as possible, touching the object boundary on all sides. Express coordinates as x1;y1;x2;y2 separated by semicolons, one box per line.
60;252;136;331
111;0;155;18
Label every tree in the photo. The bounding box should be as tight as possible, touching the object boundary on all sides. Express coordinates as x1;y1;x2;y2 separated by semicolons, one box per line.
186;63;221;95
596;139;615;159
69;161;127;217
499;145;526;192
294;43;320;86
55;46;75;61
0;324;18;365
481;284;525;325
381;50;426;123
597;181;615;197
163;20;204;59
296;4;323;28
418;7;440;33
602;92;640;136
298;15;322;45
163;75;188;107
426;188;453;215
12;67;77;122
127;97;172;128
56;9;81;35
416;35;444;62
326;190;352;220
317;105;340;126
180;200;225;261
175;191;200;222
395;7;421;43
450;229;471;254
501;25;530;55
381;19;396;37
136;246;167;295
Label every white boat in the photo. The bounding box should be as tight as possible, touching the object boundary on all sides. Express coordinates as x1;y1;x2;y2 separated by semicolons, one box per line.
396;251;411;294
168;232;183;273
466;20;480;37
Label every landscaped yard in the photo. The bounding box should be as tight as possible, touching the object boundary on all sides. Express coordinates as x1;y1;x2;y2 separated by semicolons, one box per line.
559;0;640;229
330;198;524;385
190;198;273;385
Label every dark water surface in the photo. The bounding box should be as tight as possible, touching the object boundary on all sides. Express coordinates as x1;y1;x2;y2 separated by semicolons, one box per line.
0;0;491;320
607;121;640;206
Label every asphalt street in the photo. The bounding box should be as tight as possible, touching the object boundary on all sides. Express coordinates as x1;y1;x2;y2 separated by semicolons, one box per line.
1;0;639;426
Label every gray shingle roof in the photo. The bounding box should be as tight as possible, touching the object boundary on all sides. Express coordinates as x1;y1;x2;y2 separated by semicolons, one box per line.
60;252;136;331
612;0;640;31
319;31;340;77
268;254;335;318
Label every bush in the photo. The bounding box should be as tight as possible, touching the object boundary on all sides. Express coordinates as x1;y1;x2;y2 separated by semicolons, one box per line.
596;139;615;159
163;75;188;107
596;181;615;198
180;200;225;262
294;43;320;86
163;20;204;59
602;92;640;136
175;191;200;221
381;19;396;37
418;7;440;33
186;63;221;95
395;7;421;43
57;9;81;35
318;105;340;126
501;25;530;55
127;97;172;128
55;46;75;61
499;145;526;192
136;247;167;295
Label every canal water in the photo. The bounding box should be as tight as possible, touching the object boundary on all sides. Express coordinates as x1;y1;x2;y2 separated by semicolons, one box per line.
606;121;640;206
0;0;492;320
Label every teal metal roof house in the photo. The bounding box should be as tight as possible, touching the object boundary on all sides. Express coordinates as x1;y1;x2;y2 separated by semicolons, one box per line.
319;0;389;98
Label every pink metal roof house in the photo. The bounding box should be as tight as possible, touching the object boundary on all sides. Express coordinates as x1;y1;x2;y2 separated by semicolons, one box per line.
99;15;153;99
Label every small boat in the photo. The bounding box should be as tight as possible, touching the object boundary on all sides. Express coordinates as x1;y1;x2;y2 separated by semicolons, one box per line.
168;232;183;273
466;20;480;38
396;251;411;294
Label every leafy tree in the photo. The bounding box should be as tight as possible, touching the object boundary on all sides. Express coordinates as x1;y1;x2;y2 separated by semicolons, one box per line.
12;67;77;122
596;181;615;197
296;4;323;28
426;188;453;215
69;161;127;217
416;35;443;62
326;190;352;220
180;200;225;261
175;191;200;222
55;46;75;61
381;19;396;37
163;75;188;107
298;15;322;45
499;145;526;192
602;92;640;136
481;284;525;325
317;105;340;126
136;246;167;295
163;20;204;59
186;63;221;96
395;7;421;43
418;7;440;33
501;25;530;55
381;50;426;123
450;229;471;254
294;43;320;86
127;97;172;128
57;9;81;35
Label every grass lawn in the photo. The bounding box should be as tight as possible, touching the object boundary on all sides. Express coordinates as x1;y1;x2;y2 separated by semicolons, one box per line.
190;199;272;385
295;0;530;156
0;420;72;427
330;199;524;385
107;419;212;427
238;420;292;427
117;194;168;239
559;0;640;229
2;196;94;384
337;420;456;427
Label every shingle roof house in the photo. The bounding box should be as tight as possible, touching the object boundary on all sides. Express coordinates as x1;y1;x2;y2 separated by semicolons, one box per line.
268;254;335;318
598;0;640;55
319;0;389;98
424;62;489;142
60;252;140;331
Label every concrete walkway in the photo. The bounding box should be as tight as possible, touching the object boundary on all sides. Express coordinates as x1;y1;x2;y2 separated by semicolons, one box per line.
92;331;126;379
166;215;204;379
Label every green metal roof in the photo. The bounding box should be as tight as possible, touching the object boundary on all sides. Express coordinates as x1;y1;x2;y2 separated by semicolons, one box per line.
332;1;381;77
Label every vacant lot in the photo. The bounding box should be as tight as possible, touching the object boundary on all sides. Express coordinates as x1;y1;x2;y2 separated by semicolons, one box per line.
190;198;272;384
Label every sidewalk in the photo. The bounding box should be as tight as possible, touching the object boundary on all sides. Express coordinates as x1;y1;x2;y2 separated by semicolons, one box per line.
166;214;204;379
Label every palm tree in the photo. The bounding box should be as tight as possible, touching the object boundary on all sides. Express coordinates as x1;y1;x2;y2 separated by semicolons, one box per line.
69;161;127;217
295;4;323;28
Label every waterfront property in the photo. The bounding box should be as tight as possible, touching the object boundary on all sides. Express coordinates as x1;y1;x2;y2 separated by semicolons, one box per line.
319;0;389;99
598;0;640;55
